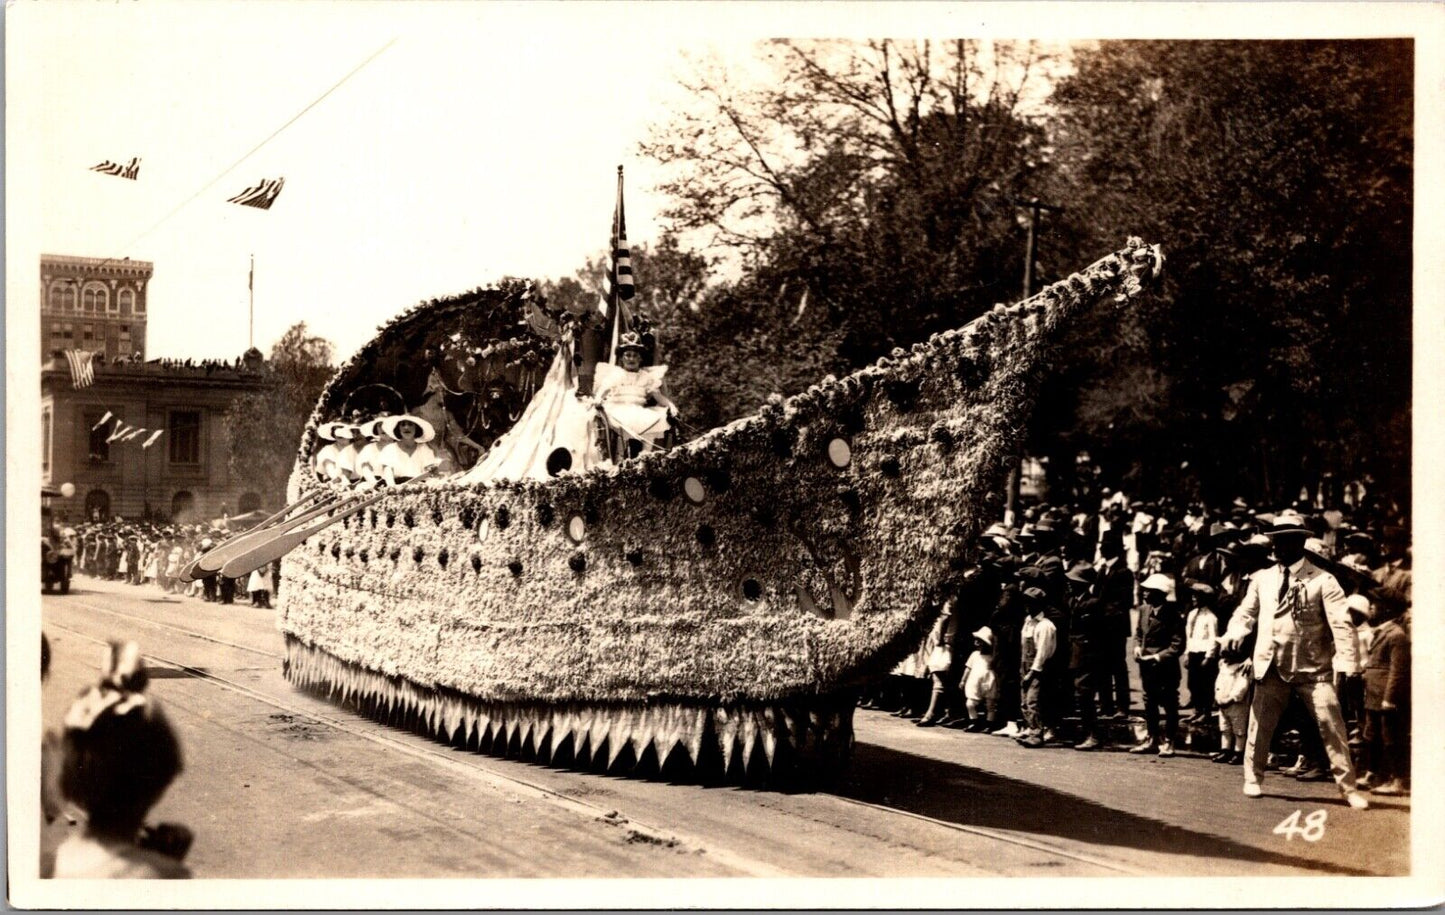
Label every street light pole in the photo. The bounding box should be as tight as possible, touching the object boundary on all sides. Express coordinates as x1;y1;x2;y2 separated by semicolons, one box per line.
1005;197;1063;526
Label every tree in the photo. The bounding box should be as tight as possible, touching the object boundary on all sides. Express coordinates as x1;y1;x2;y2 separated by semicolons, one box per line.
225;323;336;506
1039;40;1412;506
639;40;1061;424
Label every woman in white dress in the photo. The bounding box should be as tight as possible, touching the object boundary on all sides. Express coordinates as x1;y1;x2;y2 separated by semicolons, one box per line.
379;415;439;486
353;415;393;485
592;331;677;452
311;422;351;482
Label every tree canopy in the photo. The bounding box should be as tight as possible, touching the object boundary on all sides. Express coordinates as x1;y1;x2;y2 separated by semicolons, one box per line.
546;38;1411;512
225;322;336;506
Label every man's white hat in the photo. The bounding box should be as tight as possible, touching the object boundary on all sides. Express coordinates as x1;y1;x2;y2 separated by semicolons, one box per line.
1140;572;1176;602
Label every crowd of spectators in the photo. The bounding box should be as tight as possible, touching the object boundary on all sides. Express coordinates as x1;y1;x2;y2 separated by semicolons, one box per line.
74;520;276;608
867;491;1412;799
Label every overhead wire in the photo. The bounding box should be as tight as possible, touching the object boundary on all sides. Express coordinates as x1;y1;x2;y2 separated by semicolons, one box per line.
92;36;399;271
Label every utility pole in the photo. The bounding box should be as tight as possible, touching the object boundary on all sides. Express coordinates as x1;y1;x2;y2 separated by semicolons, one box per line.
1004;197;1063;526
248;254;255;350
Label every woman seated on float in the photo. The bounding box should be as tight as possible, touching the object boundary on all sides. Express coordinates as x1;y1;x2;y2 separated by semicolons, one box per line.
311;422;352;482
378;414;440;486
331;423;367;486
353;414;393;486
591;331;677;454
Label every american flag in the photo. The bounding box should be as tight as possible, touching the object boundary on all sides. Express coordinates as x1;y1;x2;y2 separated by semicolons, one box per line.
228;177;286;210
608;166;635;303
64;350;96;388
90;157;141;180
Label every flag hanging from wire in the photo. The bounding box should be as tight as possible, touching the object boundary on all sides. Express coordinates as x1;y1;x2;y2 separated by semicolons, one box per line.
228;177;286;210
107;423;134;444
124;427;148;441
65;350;96;388
90;410;114;431
91;157;140;180
142;429;165;449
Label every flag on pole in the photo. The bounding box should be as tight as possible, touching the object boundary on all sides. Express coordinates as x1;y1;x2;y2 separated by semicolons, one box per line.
603;166;637;363
90;410;114;431
142;430;165;449
90;157;141;179
64;350;96;388
227;177;286;210
610;167;635;303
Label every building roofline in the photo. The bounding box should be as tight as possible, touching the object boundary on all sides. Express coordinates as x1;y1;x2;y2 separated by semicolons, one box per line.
41;254;155;271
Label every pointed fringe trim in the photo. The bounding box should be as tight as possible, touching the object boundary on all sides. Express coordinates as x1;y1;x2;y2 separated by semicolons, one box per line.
284;635;855;782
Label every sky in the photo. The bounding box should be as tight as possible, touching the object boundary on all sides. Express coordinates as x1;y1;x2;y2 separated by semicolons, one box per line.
14;3;724;360
9;2;1440;365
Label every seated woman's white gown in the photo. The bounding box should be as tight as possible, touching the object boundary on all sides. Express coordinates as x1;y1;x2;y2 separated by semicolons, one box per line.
592;362;671;445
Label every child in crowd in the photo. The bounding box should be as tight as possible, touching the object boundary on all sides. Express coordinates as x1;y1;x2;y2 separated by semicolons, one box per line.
51;641;192;878
1362;594;1410;795
962;628;999;731
1211;636;1251;765
1183;581;1220;721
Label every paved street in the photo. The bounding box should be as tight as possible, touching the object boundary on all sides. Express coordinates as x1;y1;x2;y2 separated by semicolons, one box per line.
40;575;1410;879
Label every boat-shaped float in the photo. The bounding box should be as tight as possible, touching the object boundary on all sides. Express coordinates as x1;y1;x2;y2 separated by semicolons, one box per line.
277;239;1164;780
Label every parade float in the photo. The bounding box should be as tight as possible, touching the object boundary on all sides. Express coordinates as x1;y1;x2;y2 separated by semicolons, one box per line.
273;238;1164;781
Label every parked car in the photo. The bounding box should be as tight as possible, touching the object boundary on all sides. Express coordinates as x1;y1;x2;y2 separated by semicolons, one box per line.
42;490;74;594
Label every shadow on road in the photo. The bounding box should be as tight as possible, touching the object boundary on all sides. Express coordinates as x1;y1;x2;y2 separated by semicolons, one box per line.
830;743;1379;876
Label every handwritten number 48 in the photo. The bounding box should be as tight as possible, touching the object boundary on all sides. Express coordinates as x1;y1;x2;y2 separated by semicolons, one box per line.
1274;809;1327;842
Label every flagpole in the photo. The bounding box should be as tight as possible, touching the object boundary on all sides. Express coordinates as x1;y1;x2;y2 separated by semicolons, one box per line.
249;254;255;349
605;166;623;364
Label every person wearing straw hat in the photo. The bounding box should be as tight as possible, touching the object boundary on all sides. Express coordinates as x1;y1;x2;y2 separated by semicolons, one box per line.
311;421;351;482
353;414;394;485
1131;572;1184;756
379;414;439;486
1221;509;1369;808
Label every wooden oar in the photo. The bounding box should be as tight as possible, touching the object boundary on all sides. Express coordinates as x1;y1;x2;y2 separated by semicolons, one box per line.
185;490;338;581
217;468;440;579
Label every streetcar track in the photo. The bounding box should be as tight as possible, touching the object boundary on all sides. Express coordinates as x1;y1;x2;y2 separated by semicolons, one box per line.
44;619;781;877
50;593;1143;876
69;597;284;660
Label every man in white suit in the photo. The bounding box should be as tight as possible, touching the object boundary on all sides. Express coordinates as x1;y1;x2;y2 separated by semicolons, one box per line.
1222;510;1370;809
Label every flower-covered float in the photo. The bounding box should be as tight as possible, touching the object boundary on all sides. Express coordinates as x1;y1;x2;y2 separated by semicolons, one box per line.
277;239;1164;781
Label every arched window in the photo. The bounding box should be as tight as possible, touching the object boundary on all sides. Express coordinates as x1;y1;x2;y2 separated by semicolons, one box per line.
85;489;111;522
82;283;108;314
170;491;196;523
49;282;77;312
118;288;135;315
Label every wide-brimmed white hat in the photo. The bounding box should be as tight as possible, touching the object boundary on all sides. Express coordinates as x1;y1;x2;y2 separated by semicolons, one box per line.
1140;572;1176;601
360;415;391;437
382;414;436;443
316;421;352;441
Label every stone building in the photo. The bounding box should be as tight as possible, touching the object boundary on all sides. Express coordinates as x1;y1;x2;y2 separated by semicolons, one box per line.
40;253;274;523
41;254;152;361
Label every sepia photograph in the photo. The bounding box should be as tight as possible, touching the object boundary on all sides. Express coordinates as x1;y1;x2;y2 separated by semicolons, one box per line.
7;1;1443;909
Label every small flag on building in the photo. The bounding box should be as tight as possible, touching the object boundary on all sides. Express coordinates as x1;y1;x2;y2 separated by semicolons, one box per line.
90;410;114;431
91;157;141;179
142;429;165;449
65;350;96;388
227;177;286;210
